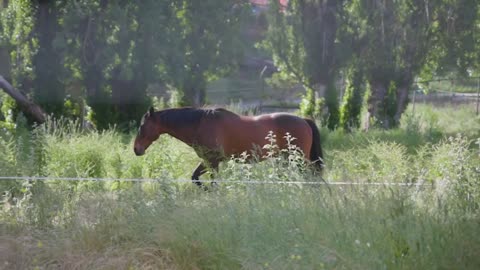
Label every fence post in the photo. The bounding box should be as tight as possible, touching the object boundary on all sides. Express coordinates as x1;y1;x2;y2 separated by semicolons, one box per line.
451;79;455;105
476;77;479;116
260;65;267;111
412;88;416;115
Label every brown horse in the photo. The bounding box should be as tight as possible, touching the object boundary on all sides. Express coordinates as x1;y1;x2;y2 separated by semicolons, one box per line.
134;107;324;187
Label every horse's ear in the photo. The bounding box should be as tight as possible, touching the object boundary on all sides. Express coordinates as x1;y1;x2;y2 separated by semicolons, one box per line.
148;106;155;116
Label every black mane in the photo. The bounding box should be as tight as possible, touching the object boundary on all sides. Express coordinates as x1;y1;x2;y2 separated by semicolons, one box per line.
154;107;235;129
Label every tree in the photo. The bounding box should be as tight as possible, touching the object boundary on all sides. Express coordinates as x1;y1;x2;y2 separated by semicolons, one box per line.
57;0;163;129
421;0;479;78
1;0;36;97
163;0;248;106
264;0;344;129
31;0;65;116
345;0;438;128
56;0;247;129
0;75;45;123
1;0;66;117
1;0;36;122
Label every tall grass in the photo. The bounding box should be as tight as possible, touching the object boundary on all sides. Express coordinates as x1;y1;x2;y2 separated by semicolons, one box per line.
0;105;479;269
2;181;479;269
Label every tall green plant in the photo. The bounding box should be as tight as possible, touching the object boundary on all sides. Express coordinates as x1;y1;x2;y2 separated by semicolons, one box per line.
340;66;365;131
299;87;323;120
324;80;340;130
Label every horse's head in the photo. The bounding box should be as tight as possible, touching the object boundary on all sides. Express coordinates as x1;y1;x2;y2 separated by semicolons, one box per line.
134;107;163;156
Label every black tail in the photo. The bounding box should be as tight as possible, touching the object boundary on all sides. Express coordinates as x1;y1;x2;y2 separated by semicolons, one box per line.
304;118;324;171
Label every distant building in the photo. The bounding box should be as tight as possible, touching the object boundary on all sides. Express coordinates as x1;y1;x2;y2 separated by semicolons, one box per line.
250;0;288;14
246;0;289;39
239;0;287;75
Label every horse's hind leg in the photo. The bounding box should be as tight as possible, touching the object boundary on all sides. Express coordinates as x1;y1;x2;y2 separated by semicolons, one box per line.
208;159;221;187
191;162;208;187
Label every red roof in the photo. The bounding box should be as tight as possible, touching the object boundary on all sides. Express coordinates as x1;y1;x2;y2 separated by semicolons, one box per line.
250;0;288;7
250;0;268;5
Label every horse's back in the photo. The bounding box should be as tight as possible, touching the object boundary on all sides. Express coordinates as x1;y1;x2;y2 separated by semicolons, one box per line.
260;113;313;149
254;112;310;131
215;112;313;158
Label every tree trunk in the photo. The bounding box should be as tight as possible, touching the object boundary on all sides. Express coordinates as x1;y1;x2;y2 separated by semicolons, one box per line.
181;73;206;107
301;0;338;84
111;76;148;125
366;80;389;129
394;84;410;125
393;73;413;125
0;47;10;79
181;86;206;107
0;75;46;123
1;0;9;8
313;83;327;97
33;0;64;115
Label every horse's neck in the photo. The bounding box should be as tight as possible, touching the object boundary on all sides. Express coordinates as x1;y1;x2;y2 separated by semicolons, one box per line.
156;108;206;146
165;126;199;146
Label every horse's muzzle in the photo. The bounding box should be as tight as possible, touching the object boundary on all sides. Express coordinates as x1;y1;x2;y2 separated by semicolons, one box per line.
134;146;145;156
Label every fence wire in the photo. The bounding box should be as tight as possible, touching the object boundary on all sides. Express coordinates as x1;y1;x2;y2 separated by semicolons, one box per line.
0;175;433;187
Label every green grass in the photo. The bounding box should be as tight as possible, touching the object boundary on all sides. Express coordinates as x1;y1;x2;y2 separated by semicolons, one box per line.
427;78;480;94
0;104;479;269
1;180;479;269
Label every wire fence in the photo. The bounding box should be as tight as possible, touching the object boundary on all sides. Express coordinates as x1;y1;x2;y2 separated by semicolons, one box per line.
409;77;480;118
0;175;433;187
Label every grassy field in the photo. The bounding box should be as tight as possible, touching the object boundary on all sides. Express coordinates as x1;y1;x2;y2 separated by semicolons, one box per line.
0;104;479;269
426;78;480;94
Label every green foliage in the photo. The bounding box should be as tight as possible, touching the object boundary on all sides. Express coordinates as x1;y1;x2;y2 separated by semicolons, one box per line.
263;0;308;88
385;80;398;126
324;80;340;130
340;67;365;131
408;134;480;214
57;0;157;129
62;97;81;120
1;1;66;116
343;0;455;127
0;94;19;123
0;113;46;201
1;0;248;129
1;0;479;132
163;0;249;106
0;113;44;177
298;87;323;120
429;0;480;76
53;0;247;128
0;0;36;89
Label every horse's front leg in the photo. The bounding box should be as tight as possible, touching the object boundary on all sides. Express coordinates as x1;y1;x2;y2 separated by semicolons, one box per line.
191;162;208;187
